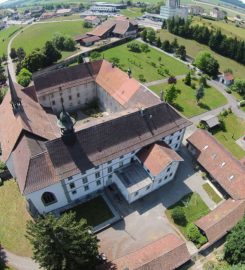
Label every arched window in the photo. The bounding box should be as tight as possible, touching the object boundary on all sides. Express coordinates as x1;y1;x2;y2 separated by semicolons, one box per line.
41;192;57;206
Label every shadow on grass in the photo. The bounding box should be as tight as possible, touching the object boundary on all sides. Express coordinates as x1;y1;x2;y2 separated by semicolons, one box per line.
173;103;184;112
0;246;7;270
198;102;211;110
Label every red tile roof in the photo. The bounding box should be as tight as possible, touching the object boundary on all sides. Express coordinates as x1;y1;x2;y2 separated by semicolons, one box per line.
195;199;245;245
85;15;98;21
112;234;190;270
224;72;234;81
137;142;183;176
187;129;245;200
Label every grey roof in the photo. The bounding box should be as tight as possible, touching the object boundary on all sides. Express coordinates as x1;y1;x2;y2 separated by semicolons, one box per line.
201;114;220;128
116;162;152;194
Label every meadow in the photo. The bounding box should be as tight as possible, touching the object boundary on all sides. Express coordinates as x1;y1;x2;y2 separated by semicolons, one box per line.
157;29;245;79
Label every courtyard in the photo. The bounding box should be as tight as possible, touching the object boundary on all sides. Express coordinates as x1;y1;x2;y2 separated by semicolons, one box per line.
97;144;223;261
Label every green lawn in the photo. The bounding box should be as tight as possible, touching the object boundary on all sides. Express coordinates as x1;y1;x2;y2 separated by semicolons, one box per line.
101;40;188;82
42;14;81;22
192;17;245;41
0;180;32;257
64;196;114;227
12;21;88;58
157;29;245;79
212;113;245;159
0;26;22;57
166;192;210;238
202;183;222;204
149;80;227;118
120;7;143;18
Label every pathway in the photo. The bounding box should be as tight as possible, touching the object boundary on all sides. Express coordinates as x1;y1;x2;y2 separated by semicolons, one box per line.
1;248;39;270
144;74;185;87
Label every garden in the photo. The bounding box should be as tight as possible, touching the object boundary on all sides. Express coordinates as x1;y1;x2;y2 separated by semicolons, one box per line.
91;40;188;82
202;183;222;204
149;79;227;118
166;192;210;247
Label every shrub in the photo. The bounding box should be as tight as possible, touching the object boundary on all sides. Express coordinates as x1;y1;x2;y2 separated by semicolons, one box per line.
197;122;207;130
225;88;231;94
171;206;186;225
90;51;101;60
201;172;207;179
127;42;141;53
191;83;196;89
17;68;32;87
187;223;207;246
138;74;146;82
239;100;245;107
168;76;177;84
0;160;7;173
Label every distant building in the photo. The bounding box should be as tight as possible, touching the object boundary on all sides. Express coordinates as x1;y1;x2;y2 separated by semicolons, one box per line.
188;5;204;15
0;21;6;30
40;12;56;20
210;7;225;20
219;72;234;86
160;0;188;20
84;15;101;26
90;5;117;13
56;8;72;16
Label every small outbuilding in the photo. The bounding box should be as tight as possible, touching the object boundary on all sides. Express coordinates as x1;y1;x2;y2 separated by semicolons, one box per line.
200;114;220;129
219;72;234;86
84;15;101;26
74;34;101;46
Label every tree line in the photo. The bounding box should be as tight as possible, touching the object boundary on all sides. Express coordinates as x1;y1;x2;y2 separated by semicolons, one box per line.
166;17;245;65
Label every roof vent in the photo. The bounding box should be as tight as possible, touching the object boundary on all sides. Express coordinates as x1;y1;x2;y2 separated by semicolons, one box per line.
220;162;226;168
229;175;234;181
203;145;208;150
211;153;217;160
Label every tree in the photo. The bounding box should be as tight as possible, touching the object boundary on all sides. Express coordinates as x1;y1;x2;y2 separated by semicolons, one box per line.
0;87;7;104
171;38;179;52
187;223;207;246
22;49;46;72
196;84;205;104
26;212;99;270
16;47;26;61
43;41;61;66
146;29;156;44
127;42;141;52
1;53;7;62
230;79;245;98
168;75;177;84
165;84;179;104
194;51;219;77
52;32;65;50
171;206;186;225
141;28;147;42
161;40;172;53
83;21;92;28
156;37;161;48
161;20;167;29
184;72;191;86
77;54;84;64
17;68;32;87
199;75;207;87
176;45;186;60
63;37;76;51
10;48;17;59
141;43;149;53
90;51;101;60
224;216;245;265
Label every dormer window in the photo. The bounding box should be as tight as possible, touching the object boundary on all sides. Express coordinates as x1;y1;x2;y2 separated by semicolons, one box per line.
203;145;208;150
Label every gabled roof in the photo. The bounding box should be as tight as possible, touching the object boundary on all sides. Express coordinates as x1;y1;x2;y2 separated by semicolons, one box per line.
137;142;183;176
201;114;219;128
0;83;57;162
195;199;245;245
187;129;245;200
112;234;190;270
224;72;234;81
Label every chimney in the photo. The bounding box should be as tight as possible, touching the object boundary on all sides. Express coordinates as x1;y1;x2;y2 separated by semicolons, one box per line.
127;68;132;78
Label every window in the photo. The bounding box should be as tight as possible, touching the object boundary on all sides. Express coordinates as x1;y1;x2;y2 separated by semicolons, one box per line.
107;160;112;164
164;175;168;180
77;93;80;98
84;185;89;191
41;192;57;206
108;167;112;173
96;180;101;186
175;144;178;149
177;135;181;140
52;100;55;105
72;190;77;195
146;185;150;190
108;175;112;179
170;173;173;177
69;182;75;189
119;161;123;167
134;191;139;197
95;172;100;178
68;176;73;181
69;95;72;100
167;167;170;172
120;155;124;159
169;139;172;144
158;179;162;184
82;177;88;184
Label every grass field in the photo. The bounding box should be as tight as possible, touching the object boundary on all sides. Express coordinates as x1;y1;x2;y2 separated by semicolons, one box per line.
101;41;188;82
192;17;245;40
157;29;245;79
12;21;87;58
212;113;245;159
166;192;210;238
149;80;227;118
202;183;222;204
0;26;22;57
42;14;81;22
120;7;143;18
64;196;114;227
0;180;32;257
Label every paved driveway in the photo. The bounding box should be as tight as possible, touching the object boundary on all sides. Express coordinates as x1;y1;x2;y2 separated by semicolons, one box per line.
98;145;218;261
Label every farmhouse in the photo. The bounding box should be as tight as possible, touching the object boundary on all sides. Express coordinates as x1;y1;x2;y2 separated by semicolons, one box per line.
84;15;101;27
0;61;191;216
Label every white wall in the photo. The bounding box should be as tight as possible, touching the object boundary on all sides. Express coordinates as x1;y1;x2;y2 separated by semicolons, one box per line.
163;128;185;150
26;182;68;214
